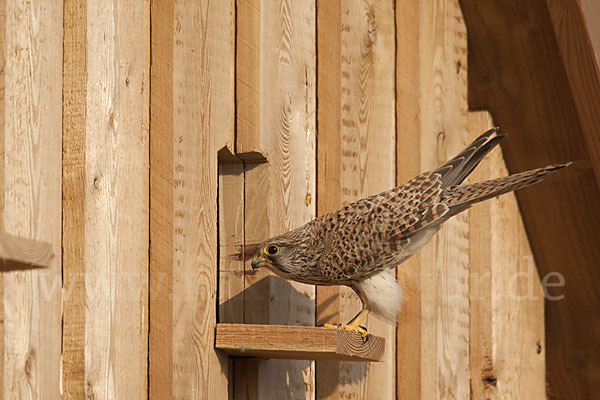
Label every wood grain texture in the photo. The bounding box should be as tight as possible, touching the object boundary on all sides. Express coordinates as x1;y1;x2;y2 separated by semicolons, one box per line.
62;0;87;396
546;0;600;189
216;324;385;362
0;233;53;271
168;1;234;398
460;0;600;397
236;0;261;155
468;112;546;400
395;0;422;398
235;0;317;398
418;1;471;398
580;0;600;66
0;1;5;395
82;1;150;397
149;0;174;398
316;0;396;399
315;0;343;397
218;163;246;324
1;1;62;398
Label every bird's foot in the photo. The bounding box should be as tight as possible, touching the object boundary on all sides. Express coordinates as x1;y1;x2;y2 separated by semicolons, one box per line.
323;323;369;339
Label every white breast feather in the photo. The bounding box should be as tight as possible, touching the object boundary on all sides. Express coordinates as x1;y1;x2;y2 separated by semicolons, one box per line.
354;268;403;323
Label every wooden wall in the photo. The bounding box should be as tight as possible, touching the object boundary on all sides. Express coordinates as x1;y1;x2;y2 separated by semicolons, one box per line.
0;0;589;398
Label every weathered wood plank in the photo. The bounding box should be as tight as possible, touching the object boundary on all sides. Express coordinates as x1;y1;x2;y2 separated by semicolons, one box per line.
62;0;87;396
149;0;174;398
546;0;600;188
236;0;261;156
1;1;62;398
0;0;5;395
216;324;385;362
468;112;546;399
0;233;53;272
418;1;471;399
579;0;600;66
150;1;235;398
81;1;150;397
395;0;422;398
315;0;343;397
460;0;600;397
315;0;396;399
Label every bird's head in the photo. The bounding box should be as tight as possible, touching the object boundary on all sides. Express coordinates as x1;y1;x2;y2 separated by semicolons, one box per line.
249;222;322;282
250;224;318;277
251;238;295;272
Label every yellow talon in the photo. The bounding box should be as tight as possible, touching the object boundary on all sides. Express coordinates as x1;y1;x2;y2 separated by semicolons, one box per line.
322;308;370;338
322;322;368;338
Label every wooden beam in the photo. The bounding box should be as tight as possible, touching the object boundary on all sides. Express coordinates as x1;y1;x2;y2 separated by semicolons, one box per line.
216;324;385;362
459;0;600;397
0;233;53;272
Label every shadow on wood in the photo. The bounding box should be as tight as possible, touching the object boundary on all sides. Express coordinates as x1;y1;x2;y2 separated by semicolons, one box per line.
0;232;54;272
217;275;373;397
459;0;600;397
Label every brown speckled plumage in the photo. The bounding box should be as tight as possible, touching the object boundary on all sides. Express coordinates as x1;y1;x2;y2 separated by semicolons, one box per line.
253;128;570;324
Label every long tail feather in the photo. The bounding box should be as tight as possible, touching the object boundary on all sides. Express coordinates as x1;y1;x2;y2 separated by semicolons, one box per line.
441;163;571;211
435;127;506;187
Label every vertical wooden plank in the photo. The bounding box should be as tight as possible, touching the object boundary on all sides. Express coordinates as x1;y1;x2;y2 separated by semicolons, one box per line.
168;1;234;398
83;1;150;397
315;0;342;397
243;163;272;327
149;0;174;398
236;0;317;397
239;162;270;400
0;0;6;396
580;0;600;65
468;112;546;400
236;0;261;155
467;113;497;400
62;0;87;397
490;162;546;399
316;0;396;398
218;163;245;324
337;0;396;398
418;0;470;398
395;0;422;398
1;1;62;398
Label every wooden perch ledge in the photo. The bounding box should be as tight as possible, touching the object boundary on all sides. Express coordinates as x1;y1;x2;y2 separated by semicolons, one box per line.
0;232;54;272
215;323;385;362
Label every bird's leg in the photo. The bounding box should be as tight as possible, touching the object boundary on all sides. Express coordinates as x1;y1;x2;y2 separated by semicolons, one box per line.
346;308;369;328
322;308;369;338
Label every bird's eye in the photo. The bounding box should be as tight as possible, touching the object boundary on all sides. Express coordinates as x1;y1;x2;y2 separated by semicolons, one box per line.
264;245;279;256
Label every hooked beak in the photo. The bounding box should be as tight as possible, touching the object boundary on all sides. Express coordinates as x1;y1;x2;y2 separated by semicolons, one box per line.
251;255;266;270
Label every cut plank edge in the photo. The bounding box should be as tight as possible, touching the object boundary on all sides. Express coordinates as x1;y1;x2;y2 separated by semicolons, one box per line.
0;232;54;271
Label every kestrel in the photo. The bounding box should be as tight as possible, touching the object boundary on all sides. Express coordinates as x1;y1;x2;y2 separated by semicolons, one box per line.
251;128;570;336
